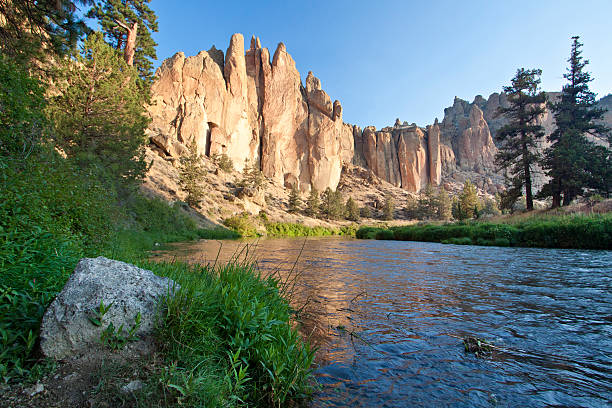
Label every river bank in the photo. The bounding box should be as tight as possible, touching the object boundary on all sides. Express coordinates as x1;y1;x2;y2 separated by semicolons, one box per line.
0;152;314;407
356;213;612;249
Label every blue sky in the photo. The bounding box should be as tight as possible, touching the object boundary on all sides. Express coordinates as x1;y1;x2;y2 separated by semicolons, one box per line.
149;0;611;128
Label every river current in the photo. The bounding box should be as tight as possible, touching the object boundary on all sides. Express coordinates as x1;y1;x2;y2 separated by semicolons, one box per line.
158;238;612;407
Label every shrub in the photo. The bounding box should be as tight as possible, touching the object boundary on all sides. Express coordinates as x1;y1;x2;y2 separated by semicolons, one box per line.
179;141;207;207
212;153;234;172
223;213;259;237
382;194;394;220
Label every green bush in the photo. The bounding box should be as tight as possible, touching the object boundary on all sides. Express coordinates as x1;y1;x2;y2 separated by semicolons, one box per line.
224;213;259;237
265;222;356;238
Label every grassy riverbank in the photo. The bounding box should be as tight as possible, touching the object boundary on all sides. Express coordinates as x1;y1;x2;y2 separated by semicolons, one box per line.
0;152;314;406
356;213;612;249
265;222;357;238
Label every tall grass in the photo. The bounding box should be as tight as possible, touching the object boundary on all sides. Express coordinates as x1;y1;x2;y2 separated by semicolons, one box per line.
266;222;356;238
356;213;612;249
142;260;315;406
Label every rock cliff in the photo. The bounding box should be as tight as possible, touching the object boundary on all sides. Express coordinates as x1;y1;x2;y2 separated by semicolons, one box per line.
147;33;353;192
146;33;610;196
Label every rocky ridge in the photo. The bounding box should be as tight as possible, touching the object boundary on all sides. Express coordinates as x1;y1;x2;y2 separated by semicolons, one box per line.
146;33;610;197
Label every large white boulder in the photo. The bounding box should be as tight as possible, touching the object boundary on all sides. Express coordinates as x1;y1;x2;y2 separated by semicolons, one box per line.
40;257;178;359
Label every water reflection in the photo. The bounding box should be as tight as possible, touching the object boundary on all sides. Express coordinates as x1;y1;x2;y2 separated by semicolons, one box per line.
156;238;612;407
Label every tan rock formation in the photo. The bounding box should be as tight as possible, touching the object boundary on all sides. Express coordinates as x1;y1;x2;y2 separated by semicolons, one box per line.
456;105;496;171
397;127;428;192
427;120;441;185
260;43;310;189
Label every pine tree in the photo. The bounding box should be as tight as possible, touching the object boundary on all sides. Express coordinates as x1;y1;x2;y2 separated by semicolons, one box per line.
179;141;206;207
287;186;300;213
321;188;344;220
87;0;158;82
0;0;91;61
541;36;611;207
305;187;320;217
454;180;480;220
417;184;437;219
435;188;452;220
47;32;149;184
345;197;360;222
382;194;394;220
495;68;546;211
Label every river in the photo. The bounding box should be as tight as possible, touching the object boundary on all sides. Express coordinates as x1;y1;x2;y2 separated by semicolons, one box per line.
157;237;612;407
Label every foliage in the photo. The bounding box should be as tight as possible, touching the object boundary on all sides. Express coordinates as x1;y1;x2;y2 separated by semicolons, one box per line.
305;187;320;218
436;187;452;220
320;188;345;220
417;184;437;219
153;260;316;406
179;141;206;207
265;222;356;238
345;197;360;222
238;160;265;192
87;0;159;83
0;54;47;158
0;148;234;381
47;32;149;185
382;194;394;220
0;0;91;61
360;205;372;219
223;213;259;237
453;180;480;220
212;153;234;172
541;36;611;206
287;186;300;213
495;68;546;211
480;196;501;217
356;213;612;249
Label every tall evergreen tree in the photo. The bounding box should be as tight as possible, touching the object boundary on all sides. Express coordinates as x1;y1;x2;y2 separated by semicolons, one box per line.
435;187;452;221
495;68;546;211
47;32;149;184
87;0;158;82
0;0;91;61
541;36;610;207
345;197;360;222
305;187;320;218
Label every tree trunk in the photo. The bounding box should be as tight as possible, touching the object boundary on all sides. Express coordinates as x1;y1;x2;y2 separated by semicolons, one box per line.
563;191;572;206
522;141;533;211
552;192;561;208
123;22;138;66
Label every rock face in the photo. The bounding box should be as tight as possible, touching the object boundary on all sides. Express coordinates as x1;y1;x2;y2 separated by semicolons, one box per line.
147;34;353;191
40;257;178;359
146;33;612;196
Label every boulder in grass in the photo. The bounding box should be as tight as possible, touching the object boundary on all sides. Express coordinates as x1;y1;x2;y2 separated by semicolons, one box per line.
40;257;178;359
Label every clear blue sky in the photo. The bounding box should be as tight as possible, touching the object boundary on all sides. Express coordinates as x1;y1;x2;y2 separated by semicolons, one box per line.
149;0;612;128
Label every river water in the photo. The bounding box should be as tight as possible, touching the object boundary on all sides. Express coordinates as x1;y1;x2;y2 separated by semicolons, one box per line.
157;238;612;407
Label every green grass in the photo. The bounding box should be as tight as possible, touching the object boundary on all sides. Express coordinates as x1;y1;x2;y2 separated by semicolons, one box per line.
265;222;356;238
356;214;612;249
138;260;315;406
